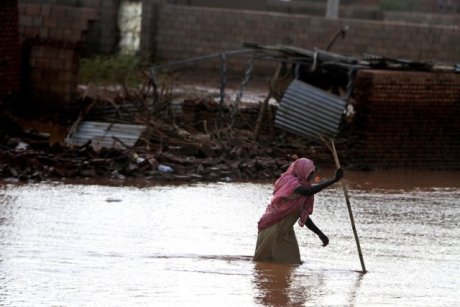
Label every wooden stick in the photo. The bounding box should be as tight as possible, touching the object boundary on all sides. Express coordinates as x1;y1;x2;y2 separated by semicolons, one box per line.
330;138;367;274
254;92;272;140
254;63;283;140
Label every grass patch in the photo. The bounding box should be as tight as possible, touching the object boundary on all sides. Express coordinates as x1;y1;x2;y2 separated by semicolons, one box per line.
78;54;147;86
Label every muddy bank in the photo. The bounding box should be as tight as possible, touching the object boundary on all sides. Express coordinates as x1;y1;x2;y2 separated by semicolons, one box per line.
0;135;323;184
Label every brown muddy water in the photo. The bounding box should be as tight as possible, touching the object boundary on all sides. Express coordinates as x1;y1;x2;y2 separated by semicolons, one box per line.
0;171;459;306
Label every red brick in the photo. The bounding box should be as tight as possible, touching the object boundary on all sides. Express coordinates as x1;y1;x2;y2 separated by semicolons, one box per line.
32;16;43;27
18;4;27;15
59;72;72;83
51;59;64;70
27;4;41;17
70;30;82;42
41;5;51;17
30;46;45;58
64;61;74;71
50;84;63;93
19;15;32;27
46;48;60;59
62;29;73;40
36;58;51;68
58;50;73;61
23;26;39;38
51;6;68;18
79;8;99;21
40;28;49;38
49;28;63;40
43;16;57;28
75;17;90;31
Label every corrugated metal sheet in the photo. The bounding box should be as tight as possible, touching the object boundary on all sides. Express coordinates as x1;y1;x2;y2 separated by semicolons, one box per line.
275;80;346;140
66;121;146;150
89;102;150;120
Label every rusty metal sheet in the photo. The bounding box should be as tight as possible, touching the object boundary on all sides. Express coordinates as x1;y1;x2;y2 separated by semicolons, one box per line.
66;121;146;150
275;80;346;140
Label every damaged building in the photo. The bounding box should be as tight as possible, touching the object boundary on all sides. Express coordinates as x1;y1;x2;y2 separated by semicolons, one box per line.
1;0;460;182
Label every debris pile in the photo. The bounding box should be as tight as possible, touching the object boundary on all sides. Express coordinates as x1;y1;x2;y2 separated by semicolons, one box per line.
3;41;457;183
0;129;316;183
0;94;325;183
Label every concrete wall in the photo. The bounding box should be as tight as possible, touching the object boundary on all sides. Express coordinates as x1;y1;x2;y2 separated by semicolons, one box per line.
142;4;460;66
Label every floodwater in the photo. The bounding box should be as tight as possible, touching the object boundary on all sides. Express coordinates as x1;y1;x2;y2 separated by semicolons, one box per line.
0;171;459;306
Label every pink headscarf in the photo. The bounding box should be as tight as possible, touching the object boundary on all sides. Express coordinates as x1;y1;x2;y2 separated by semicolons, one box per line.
257;158;315;231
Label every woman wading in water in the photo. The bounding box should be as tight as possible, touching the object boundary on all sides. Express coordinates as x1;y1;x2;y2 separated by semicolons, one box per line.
253;157;343;264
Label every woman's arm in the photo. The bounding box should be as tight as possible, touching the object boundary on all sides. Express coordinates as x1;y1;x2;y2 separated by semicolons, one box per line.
295;168;343;196
305;217;329;247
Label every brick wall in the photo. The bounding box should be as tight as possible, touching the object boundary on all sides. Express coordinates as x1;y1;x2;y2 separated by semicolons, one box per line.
266;0;381;19
0;0;21;100
383;11;460;27
18;4;97;107
187;0;267;10
142;4;460;66
19;0;119;55
168;0;381;19
173;70;460;170
82;0;120;55
345;70;460;169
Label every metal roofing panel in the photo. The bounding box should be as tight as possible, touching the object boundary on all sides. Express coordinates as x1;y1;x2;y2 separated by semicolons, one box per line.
275;80;346;140
66;121;147;150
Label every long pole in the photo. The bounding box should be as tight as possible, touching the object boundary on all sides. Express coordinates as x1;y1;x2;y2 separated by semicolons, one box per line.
330;139;367;273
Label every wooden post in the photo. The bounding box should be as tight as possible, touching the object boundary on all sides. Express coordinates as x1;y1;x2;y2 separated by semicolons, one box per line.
254;92;272;140
331;139;367;273
254;64;283;140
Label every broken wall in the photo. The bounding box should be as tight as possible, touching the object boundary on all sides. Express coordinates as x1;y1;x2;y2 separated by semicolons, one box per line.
347;70;460;169
18;4;97;107
141;4;460;66
18;0;119;55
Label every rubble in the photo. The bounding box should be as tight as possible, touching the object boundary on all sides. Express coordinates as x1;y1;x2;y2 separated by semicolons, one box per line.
0;95;323;183
0;126;312;183
3;42;457;183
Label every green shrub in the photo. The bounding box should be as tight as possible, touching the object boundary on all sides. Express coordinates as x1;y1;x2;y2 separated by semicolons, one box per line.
79;54;146;86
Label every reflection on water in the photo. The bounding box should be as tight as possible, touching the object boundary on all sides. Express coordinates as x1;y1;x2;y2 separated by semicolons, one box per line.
252;262;365;307
253;262;307;306
0;171;459;306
